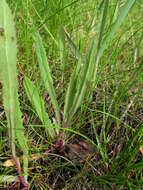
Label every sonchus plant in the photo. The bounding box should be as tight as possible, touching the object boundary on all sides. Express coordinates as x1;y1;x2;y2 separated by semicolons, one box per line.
0;0;137;188
24;0;136;152
0;0;28;189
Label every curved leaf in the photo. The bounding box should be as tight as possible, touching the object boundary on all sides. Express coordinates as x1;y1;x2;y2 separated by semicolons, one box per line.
24;77;57;138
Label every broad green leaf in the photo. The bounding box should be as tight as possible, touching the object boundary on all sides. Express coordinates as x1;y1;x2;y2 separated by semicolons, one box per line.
36;33;60;126
0;0;28;180
24;77;57;138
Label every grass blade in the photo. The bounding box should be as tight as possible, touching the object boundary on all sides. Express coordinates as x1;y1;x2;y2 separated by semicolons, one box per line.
111;124;143;173
62;27;84;61
97;0;109;50
91;112;108;164
96;0;136;60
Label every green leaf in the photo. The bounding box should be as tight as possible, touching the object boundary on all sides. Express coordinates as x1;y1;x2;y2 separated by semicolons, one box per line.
97;0;109;50
36;33;60;126
24;77;57;138
62;27;84;61
63;56;83;123
61;29;85;123
0;0;28;180
59;26;66;72
63;68;77;123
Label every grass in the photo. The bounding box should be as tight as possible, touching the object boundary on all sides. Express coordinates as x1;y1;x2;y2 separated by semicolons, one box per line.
0;0;143;189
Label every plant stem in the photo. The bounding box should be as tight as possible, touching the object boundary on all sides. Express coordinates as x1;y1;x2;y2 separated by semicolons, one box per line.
10;119;28;189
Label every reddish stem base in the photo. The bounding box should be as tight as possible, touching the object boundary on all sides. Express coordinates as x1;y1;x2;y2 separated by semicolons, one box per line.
53;139;64;152
18;176;28;190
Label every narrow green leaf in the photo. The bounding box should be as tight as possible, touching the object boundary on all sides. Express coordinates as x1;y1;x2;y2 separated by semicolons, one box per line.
126;161;143;171
62;27;84;61
61;28;87;122
97;0;109;50
36;33;60;126
91;112;108;164
59;26;66;72
63;69;77;122
63;57;83;123
24;77;57;138
111;1;119;24
30;1;58;47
